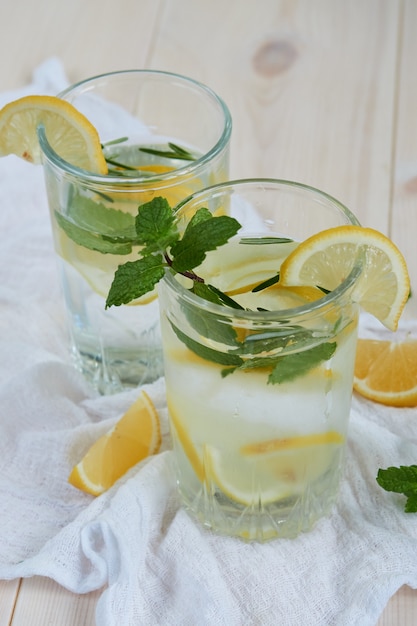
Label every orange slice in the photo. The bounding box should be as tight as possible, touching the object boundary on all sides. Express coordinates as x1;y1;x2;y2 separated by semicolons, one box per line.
354;338;417;407
0;95;108;173
279;225;410;331
69;390;161;495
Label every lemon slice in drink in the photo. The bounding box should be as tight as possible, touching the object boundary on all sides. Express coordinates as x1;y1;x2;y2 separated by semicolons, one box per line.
0;95;108;173
279;225;410;331
69;390;161;496
205;431;344;506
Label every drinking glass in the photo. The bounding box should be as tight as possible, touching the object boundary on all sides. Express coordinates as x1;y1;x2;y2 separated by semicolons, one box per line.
39;70;231;394
157;179;363;541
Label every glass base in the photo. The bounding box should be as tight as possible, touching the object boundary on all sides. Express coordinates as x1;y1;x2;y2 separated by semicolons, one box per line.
71;343;164;395
178;461;342;542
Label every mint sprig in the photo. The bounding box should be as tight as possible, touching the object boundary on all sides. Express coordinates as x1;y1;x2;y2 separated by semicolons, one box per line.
102;196;338;384
105;197;240;308
377;465;417;512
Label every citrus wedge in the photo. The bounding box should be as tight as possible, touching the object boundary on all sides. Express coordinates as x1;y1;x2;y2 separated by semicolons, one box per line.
354;338;417;407
205;431;344;506
0;95;108;173
279;225;410;331
69;390;161;495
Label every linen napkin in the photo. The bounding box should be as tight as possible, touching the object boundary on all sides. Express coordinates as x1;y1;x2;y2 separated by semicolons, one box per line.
1;59;417;626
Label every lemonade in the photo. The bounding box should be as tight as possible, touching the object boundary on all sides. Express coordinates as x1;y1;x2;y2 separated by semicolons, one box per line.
39;70;232;394
104;177;409;541
159;234;359;541
44;140;227;392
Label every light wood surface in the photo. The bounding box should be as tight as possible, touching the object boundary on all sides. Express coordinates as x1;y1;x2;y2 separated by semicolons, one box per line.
0;0;416;623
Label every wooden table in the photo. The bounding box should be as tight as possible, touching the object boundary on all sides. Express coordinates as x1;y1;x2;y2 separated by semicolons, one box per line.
0;0;416;623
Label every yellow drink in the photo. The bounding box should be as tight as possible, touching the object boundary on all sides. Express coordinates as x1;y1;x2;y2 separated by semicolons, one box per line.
158;179;362;541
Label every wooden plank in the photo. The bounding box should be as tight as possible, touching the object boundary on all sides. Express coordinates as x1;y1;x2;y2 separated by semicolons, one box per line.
149;0;399;230
11;578;99;626
0;0;163;89
0;579;20;626
391;0;417;309
378;586;417;626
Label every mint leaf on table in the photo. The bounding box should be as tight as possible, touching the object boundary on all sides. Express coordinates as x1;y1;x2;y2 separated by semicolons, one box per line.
377;465;417;512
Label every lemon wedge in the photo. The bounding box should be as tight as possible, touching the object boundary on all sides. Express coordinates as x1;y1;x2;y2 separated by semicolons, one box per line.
69;390;161;495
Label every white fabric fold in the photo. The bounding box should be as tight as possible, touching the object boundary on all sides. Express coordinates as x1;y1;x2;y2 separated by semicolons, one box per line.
1;59;417;626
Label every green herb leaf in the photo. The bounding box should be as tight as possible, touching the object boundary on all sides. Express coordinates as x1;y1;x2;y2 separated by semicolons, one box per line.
170;322;244;367
240;236;294;245
232;327;317;356
377;465;417;512
205;284;245;309
185;282;240;345
251;273;280;292
170;212;241;272
67;193;137;238
106;254;165;307
134;197;179;253
268;341;337;384
139;142;196;161
55;212;133;255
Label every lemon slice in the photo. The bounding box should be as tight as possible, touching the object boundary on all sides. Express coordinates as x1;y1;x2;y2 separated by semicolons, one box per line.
279;225;410;331
69;390;161;495
205;431;344;506
0;95;108;173
354;338;417;407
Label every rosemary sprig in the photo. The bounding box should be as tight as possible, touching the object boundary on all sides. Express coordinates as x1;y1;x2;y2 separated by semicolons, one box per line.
139;142;196;161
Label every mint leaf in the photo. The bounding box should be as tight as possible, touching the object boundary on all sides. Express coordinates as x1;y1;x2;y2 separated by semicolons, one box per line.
106;255;165;307
182;283;240;346
54;192;140;255
205;284;245;310
268;341;337;384
405;494;417;513
67;193;137;239
184;206;212;228
135;197;179;253
170;212;240;272
55;212;133;255
170;322;244;367
232;327;316;356
377;465;417;512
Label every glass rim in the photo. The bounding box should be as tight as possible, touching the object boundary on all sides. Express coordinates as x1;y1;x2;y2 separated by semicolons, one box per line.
37;68;232;187
163;177;364;321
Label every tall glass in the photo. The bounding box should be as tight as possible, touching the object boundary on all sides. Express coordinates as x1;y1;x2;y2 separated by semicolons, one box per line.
39;70;231;394
158;179;363;541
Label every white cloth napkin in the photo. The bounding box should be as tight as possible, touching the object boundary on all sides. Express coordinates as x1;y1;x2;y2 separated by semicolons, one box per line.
1;59;417;626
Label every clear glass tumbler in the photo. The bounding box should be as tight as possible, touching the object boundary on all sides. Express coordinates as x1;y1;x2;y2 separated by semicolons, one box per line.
157;179;363;541
39;70;231;394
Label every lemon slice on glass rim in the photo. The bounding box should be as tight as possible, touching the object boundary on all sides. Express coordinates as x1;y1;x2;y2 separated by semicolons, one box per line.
279;225;410;332
0;94;108;174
